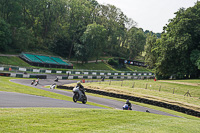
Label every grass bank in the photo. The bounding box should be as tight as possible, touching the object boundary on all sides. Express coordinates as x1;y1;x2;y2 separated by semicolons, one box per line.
73;62;111;70
64;79;200;112
0;56;32;67
0;108;200;133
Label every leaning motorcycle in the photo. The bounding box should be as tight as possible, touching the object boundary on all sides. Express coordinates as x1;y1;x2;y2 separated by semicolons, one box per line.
72;86;87;104
123;104;132;110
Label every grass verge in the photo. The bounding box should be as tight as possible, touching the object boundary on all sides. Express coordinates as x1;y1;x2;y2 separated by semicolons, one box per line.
0;56;32;67
0;108;200;133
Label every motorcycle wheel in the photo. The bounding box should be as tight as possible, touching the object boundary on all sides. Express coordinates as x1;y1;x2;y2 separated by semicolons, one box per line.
73;94;78;103
82;96;87;104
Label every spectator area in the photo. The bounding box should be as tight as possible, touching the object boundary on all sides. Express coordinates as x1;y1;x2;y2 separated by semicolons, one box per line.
19;53;73;69
23;53;43;63
51;57;69;65
35;55;57;64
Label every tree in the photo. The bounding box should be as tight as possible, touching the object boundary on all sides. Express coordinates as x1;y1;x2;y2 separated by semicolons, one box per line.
126;27;146;59
190;49;200;69
80;23;107;62
12;26;35;52
155;2;200;79
144;33;159;68
0;18;12;52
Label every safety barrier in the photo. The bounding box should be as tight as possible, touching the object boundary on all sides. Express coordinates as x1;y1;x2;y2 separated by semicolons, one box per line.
0;72;47;79
57;75;154;80
0;66;154;76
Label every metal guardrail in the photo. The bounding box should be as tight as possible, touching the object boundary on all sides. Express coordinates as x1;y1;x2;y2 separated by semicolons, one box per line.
0;64;154;76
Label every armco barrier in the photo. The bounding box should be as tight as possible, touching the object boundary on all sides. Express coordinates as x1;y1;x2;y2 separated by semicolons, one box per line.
57;75;154;80
0;72;47;79
57;85;200;117
0;73;11;77
0;66;154;76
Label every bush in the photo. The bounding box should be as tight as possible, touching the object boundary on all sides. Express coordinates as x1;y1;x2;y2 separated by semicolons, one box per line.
108;58;118;66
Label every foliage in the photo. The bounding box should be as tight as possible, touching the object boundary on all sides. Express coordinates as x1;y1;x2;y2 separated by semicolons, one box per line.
108;58;118;66
126;27;146;59
0;0;147;61
144;2;200;79
190;49;200;68
79;23;107;62
0;18;12;51
12;27;36;52
144;33;160;69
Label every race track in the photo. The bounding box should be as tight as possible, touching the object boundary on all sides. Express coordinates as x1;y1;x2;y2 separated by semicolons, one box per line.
1;79;181;118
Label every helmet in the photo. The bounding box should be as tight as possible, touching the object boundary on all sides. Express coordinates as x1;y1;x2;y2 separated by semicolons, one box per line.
77;81;81;86
126;99;129;103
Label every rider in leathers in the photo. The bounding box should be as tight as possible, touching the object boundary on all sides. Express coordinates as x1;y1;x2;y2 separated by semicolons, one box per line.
77;81;85;96
125;99;132;110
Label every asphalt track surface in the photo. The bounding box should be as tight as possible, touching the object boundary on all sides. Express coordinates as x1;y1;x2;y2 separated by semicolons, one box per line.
1;79;181;118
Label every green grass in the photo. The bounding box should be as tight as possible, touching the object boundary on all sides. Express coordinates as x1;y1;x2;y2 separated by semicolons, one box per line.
0;56;32;67
0;56;152;72
73;79;200;111
0;108;200;133
73;62;112;70
127;65;151;72
0;77;110;109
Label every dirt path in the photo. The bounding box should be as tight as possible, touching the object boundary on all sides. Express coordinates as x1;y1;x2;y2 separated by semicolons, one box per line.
158;80;200;86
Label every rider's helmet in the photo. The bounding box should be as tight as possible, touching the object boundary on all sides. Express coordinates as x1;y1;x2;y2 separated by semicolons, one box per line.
77;81;81;86
126;99;129;103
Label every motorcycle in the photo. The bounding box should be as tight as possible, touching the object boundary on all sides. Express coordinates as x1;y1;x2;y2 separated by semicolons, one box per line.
34;78;39;86
31;80;35;85
50;83;56;89
54;78;58;82
72;86;87;104
123;104;132;110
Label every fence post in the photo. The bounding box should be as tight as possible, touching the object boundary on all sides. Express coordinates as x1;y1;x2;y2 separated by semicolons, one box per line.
132;82;135;88
109;80;111;85
145;83;148;89
121;80;123;86
173;88;175;94
159;85;161;91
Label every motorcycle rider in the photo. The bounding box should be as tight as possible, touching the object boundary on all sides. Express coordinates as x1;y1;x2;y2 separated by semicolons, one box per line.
77;81;85;96
125;99;132;110
54;77;58;82
31;80;35;85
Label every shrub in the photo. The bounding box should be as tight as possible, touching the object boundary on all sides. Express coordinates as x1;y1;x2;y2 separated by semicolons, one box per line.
108;58;118;66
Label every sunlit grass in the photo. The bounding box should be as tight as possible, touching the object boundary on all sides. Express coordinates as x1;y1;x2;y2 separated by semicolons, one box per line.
0;108;200;133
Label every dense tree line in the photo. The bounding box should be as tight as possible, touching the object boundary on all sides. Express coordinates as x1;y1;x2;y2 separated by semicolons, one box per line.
1;0;199;79
144;2;200;79
0;0;146;63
